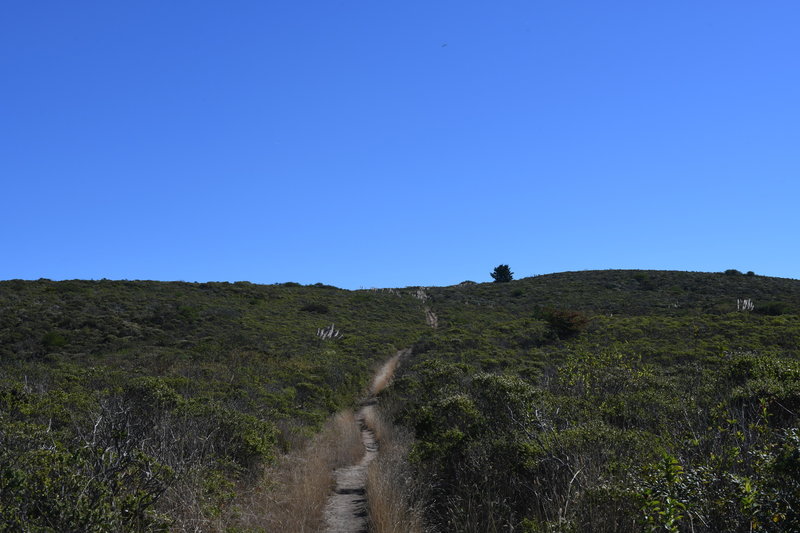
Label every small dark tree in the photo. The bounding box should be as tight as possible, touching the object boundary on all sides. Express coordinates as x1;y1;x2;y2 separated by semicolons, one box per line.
490;264;513;283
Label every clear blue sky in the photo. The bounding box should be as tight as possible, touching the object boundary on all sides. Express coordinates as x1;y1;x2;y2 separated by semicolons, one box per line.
2;2;798;289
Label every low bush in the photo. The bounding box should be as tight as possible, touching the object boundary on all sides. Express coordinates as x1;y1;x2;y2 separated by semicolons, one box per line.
536;308;590;338
300;302;330;314
755;301;792;316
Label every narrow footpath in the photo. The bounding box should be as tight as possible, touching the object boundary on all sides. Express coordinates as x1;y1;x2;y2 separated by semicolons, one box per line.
322;349;410;533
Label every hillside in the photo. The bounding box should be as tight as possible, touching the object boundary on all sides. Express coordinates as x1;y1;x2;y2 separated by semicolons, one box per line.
1;270;799;531
434;269;800;315
0;279;430;530
388;270;800;532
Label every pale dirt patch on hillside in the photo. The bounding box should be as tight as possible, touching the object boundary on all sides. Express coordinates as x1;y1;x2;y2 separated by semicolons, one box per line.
371;348;410;395
424;308;438;328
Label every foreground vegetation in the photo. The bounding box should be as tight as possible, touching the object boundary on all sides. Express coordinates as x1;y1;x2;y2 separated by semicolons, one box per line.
0;279;428;530
383;270;800;532
1;269;798;531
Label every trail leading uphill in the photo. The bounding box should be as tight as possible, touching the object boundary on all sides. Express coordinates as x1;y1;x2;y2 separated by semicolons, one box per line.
322;349;410;533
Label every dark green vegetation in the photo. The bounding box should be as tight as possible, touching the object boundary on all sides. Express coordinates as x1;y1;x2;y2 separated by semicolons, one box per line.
0;280;428;531
1;270;799;531
385;270;800;532
491;264;514;283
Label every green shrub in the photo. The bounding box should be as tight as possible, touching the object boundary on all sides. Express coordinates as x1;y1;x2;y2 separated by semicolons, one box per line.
536;308;589;338
0;423;172;532
41;331;68;349
178;400;277;471
311;282;338;289
300;302;330;314
755;301;792;316
634;272;657;290
641;453;687;533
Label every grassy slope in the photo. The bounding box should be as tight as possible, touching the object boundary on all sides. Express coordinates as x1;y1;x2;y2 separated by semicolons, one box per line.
388;270;800;532
0;279;429;530
1;270;799;531
1;279;428;411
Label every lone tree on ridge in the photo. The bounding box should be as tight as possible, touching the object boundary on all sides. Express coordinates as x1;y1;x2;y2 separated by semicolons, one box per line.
491;264;513;283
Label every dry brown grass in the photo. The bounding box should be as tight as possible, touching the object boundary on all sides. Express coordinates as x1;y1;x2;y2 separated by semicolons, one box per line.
170;352;413;531
364;409;428;533
361;404;385;442
201;410;364;532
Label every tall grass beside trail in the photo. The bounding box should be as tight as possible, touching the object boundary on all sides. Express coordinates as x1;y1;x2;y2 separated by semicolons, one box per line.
207;410;364;533
364;407;429;533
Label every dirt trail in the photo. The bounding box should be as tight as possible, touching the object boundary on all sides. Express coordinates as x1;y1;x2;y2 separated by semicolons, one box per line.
322;349;410;533
413;288;437;329
424;307;438;328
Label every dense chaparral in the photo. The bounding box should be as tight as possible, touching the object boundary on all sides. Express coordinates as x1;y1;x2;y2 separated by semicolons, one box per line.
1;269;798;531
